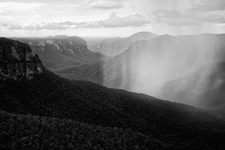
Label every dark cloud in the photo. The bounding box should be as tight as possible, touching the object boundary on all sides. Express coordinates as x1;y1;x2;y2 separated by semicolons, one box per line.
92;2;124;9
4;12;150;30
191;0;225;12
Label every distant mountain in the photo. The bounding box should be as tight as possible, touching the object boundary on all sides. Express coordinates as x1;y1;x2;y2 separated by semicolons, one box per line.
83;37;107;49
59;34;196;87
90;32;158;57
56;34;225;112
99;34;196;90
108;34;225;105
14;36;107;70
46;35;69;38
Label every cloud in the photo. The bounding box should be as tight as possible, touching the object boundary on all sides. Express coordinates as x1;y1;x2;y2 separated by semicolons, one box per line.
191;0;225;12
7;24;24;30
4;12;151;30
86;0;124;9
2;23;8;27
96;12;151;27
153;10;202;27
205;14;225;23
92;3;124;9
156;18;202;27
55;3;78;8
152;9;225;27
0;2;47;12
186;11;225;24
0;0;77;4
153;10;183;19
7;23;68;30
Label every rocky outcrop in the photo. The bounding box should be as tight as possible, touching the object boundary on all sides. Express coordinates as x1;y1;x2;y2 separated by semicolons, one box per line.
28;36;88;53
14;36;106;70
0;37;43;80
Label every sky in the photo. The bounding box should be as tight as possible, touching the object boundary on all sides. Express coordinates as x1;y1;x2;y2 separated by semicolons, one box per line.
0;0;225;37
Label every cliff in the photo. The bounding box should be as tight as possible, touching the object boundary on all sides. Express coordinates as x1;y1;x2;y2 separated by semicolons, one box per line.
14;36;106;70
0;37;43;80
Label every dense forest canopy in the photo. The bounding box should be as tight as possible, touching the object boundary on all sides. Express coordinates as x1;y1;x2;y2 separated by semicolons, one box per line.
1;70;225;149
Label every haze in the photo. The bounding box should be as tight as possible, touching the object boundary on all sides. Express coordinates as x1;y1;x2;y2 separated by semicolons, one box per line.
102;34;225;108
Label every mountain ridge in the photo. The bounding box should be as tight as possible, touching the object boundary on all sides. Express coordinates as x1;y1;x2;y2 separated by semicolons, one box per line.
90;32;158;57
13;36;107;70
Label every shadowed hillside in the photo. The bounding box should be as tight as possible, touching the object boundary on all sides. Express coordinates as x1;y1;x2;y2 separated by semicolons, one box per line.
1;70;225;149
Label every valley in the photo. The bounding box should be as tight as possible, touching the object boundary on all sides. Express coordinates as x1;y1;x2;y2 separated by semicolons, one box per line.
2;0;225;149
37;33;225;115
1;33;225;149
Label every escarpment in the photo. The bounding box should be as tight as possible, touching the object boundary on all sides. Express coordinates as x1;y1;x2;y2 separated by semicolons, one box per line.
0;37;43;80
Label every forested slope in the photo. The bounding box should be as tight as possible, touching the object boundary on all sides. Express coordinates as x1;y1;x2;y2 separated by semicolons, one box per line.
1;70;225;149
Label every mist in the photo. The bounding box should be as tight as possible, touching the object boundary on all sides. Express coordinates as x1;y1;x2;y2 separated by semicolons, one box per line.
102;34;225;108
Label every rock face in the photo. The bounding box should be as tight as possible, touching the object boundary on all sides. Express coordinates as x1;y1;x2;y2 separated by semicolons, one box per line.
15;36;106;70
0;37;43;80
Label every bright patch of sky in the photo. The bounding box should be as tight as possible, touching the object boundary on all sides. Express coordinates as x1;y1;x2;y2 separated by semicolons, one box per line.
0;0;225;37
